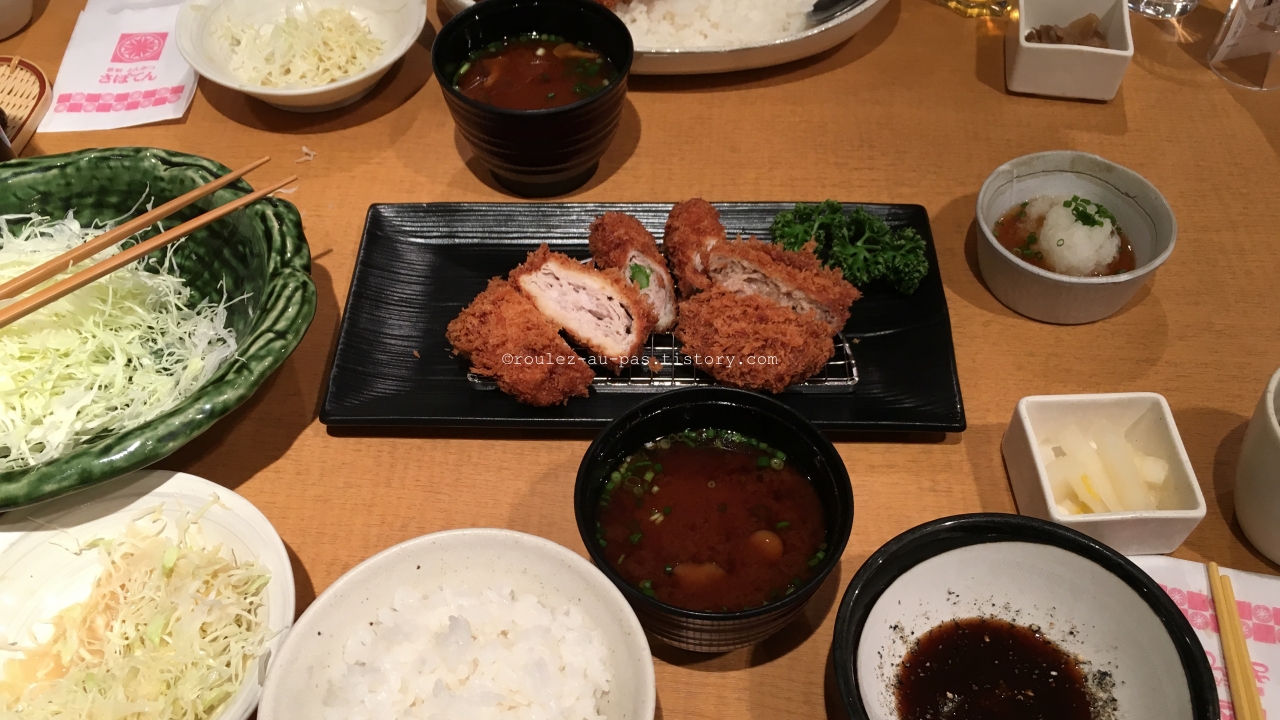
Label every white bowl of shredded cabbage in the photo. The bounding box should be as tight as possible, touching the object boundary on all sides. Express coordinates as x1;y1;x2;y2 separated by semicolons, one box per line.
0;470;295;720
176;0;426;112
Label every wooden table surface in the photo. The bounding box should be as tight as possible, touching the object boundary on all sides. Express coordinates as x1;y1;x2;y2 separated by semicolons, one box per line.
5;0;1280;717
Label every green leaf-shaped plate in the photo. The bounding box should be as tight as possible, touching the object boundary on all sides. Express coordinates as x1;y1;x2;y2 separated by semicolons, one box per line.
0;147;316;510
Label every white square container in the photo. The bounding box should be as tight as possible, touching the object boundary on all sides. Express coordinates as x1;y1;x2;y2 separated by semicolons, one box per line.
1005;0;1134;101
1002;393;1207;555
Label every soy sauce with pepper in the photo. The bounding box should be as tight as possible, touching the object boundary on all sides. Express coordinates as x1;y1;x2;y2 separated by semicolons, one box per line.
896;617;1092;720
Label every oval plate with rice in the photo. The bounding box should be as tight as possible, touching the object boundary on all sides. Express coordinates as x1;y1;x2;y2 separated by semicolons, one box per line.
439;0;891;74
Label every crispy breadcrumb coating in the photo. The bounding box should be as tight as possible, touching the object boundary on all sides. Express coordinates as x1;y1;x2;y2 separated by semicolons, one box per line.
663;198;725;298
589;212;677;331
675;287;834;393
510;245;655;373
707;236;860;332
446;279;595;407
589;212;663;268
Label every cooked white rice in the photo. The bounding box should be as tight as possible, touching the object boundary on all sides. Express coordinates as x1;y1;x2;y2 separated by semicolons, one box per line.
322;584;612;720
615;0;814;49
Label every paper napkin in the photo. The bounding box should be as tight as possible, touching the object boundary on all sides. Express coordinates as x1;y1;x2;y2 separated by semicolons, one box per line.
1132;555;1280;720
38;0;195;133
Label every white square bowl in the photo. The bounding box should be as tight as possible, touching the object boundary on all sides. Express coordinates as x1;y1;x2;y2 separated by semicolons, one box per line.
1002;393;1207;555
1005;0;1134;101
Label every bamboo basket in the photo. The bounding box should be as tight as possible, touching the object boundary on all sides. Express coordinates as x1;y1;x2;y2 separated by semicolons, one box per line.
0;56;50;155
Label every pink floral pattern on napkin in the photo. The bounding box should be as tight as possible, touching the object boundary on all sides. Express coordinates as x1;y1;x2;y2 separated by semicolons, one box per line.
54;86;186;114
110;32;168;63
1160;582;1271;719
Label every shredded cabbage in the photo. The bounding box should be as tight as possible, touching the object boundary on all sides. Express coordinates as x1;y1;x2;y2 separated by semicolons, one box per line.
218;6;386;87
0;212;238;471
0;498;272;720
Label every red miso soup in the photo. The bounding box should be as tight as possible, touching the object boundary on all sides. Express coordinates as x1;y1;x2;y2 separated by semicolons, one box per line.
593;428;827;612
452;34;618;111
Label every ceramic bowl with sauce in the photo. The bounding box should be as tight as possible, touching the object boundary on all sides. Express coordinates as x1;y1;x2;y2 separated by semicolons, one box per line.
574;387;854;653
832;514;1218;720
976;151;1176;325
432;0;633;197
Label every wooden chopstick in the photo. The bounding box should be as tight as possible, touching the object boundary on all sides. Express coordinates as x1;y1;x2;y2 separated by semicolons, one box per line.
1208;562;1263;720
0;174;298;330
0;156;270;300
1222;574;1266;720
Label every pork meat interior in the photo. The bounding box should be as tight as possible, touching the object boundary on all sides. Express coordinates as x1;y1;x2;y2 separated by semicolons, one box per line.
510;245;655;370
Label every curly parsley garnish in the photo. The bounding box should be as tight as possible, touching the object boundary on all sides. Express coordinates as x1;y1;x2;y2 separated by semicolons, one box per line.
769;200;929;295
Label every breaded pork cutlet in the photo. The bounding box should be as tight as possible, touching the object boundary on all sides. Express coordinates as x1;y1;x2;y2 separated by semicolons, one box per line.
589;212;677;332
663;199;725;298
707;237;860;333
675;287;834;393
510;245;655;373
446;279;595;406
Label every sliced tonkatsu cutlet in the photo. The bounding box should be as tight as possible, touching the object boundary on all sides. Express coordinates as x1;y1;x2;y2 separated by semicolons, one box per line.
446;279;595;407
706;236;860;333
510;245;656;372
588;212;677;332
663;198;725;298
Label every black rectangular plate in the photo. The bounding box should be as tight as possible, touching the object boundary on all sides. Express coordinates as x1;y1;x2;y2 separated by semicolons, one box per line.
321;203;966;432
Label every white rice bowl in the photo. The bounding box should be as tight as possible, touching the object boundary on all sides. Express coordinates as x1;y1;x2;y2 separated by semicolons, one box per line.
322;584;611;720
258;529;655;720
615;0;814;49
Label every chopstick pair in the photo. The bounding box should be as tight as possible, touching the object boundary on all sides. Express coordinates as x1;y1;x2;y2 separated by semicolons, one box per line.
1208;562;1265;720
0;157;297;329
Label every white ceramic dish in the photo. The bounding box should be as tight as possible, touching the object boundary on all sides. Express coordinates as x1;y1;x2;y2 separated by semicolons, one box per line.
1002;393;1206;555
176;0;426;112
259;528;656;720
439;0;889;74
0;470;295;720
856;541;1195;719
1005;0;1133;101
976;150;1176;325
1236;366;1280;565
